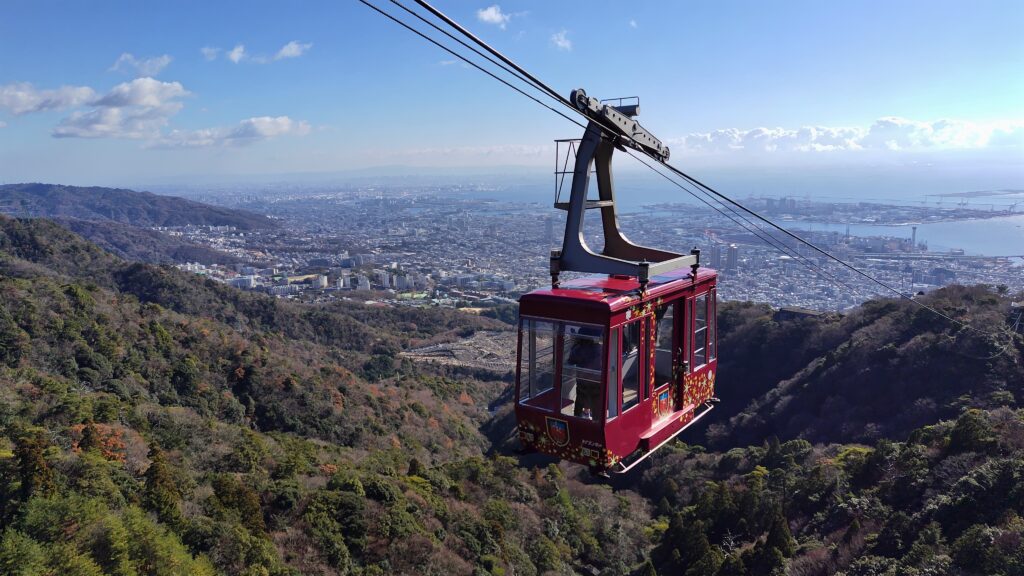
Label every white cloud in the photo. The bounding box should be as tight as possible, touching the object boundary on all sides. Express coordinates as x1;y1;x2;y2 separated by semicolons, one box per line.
438;60;457;66
109;53;173;77
274;40;312;60
477;5;510;28
155;115;311;148
227;44;246;63
0;82;96;115
551;30;572;51
52;78;189;139
200;46;221;61
93;77;188;108
668;117;1024;156
629;19;638;29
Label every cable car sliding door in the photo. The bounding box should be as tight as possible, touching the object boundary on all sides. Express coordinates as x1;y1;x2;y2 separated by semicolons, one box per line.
652;300;683;420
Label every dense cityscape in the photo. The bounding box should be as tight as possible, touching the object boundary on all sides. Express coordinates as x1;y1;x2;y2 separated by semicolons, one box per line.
164;185;1024;312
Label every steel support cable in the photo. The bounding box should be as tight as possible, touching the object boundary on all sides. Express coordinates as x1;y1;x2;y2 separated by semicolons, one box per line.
367;0;896;305
653;161;992;332
405;0;876;281
354;0;586;131
630;153;874;299
364;0;1001;337
412;0;568;105
392;3;846;288
389;0;555;104
621;149;873;300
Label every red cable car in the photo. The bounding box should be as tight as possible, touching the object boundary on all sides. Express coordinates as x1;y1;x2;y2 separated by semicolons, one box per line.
516;270;718;474
515;90;719;474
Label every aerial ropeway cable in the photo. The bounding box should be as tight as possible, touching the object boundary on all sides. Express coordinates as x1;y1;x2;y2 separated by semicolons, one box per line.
356;0;1016;474
359;0;1007;339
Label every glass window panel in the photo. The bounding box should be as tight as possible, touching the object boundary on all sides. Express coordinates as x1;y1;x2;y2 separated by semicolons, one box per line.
607;327;619;419
693;293;707;367
654;303;674;385
708;291;717;361
518;319;555;403
621;321;641;411
561;323;604;419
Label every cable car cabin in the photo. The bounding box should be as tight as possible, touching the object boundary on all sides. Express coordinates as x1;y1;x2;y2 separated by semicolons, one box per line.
515;267;718;474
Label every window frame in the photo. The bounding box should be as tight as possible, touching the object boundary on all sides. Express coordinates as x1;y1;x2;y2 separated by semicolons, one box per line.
558;320;607;421
691;292;711;370
606;326;620;421
516;316;558;408
619;318;644;414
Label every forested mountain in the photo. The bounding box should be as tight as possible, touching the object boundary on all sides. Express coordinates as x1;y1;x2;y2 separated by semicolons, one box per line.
0;215;1021;576
0;183;275;230
55;218;242;266
709;291;1020;448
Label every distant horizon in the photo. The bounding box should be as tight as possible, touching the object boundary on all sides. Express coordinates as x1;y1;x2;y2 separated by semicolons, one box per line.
1;1;1021;186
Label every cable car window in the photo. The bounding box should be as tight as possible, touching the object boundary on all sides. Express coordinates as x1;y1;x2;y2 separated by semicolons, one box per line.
694;293;708;367
654;303;674;385
621;320;642;411
560;323;604;419
519;319;555;403
607;327;619;420
708;290;717;361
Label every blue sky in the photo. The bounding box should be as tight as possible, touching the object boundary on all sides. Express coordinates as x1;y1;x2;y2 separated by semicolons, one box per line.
0;0;1022;188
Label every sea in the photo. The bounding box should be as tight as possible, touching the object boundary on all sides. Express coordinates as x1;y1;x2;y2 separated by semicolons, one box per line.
496;163;1024;259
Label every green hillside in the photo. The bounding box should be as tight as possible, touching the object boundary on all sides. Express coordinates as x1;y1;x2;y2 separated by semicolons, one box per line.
56;218;242;266
0;215;1021;576
0;183;275;231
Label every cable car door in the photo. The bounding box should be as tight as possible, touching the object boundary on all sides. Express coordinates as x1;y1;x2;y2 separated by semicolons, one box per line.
652;300;681;420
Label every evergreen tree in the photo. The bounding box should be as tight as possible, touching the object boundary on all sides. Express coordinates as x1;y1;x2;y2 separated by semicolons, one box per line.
15;430;54;500
716;553;746;576
0;530;48;575
79;421;101;453
143;447;181;526
764;507;795;557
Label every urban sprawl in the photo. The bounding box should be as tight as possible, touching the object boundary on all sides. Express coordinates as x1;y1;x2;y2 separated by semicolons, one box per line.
166;186;1024;312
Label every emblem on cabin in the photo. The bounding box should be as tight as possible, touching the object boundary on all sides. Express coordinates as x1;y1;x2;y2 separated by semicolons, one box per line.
546;417;570;447
657;389;672;417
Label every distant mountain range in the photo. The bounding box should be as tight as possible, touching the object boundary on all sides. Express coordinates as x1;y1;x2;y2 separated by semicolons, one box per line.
0;183;275;230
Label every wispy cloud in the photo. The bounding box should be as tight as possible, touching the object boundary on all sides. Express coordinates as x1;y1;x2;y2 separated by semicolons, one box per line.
52;77;189;139
109;53;172;77
477;5;510;29
0;121;6;128
438;60;457;66
629;19;638;29
551;30;572;51
0;82;97;115
274;40;312;60
227;44;246;63
206;41;311;64
668;117;1024;155
155;115;311;148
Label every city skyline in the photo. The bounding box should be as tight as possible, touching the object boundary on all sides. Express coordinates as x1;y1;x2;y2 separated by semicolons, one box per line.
1;1;1022;188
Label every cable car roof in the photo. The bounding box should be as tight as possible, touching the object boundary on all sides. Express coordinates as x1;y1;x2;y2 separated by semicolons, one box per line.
522;267;717;312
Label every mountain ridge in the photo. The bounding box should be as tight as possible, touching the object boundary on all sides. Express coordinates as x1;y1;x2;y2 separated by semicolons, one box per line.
0;183;276;230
